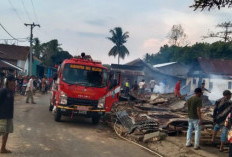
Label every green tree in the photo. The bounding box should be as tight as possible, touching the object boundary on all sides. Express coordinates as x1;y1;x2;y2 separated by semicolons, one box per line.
107;27;130;64
203;21;232;42
144;41;232;65
191;0;232;10
103;64;111;70
51;50;73;65
32;39;73;67
32;38;41;59
40;39;62;66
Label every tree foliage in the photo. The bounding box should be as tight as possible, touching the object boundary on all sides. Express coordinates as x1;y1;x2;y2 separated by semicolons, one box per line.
144;41;232;65
33;38;41;59
107;27;130;64
32;38;73;67
203;21;232;42
191;0;232;10
167;24;190;46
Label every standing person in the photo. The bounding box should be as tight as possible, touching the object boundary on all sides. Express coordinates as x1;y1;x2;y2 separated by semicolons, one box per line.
139;80;146;94
0;75;16;153
186;88;203;150
26;76;36;104
211;90;232;152
201;82;211;94
149;79;156;92
132;81;139;91
41;76;46;94
125;79;130;97
17;75;23;93
50;74;58;111
225;108;232;156
175;80;182;98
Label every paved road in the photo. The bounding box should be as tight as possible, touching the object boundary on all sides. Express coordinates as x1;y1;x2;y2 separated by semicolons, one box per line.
3;93;155;157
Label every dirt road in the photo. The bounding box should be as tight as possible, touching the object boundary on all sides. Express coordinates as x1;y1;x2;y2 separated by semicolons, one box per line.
2;93;155;157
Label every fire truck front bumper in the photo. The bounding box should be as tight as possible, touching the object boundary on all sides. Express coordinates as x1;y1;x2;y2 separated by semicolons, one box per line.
57;105;105;117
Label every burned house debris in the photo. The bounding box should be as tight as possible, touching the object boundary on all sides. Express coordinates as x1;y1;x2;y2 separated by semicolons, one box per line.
102;91;225;156
125;59;184;91
104;57;232;156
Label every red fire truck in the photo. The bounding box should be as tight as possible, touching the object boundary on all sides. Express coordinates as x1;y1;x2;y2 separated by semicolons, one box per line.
49;53;120;124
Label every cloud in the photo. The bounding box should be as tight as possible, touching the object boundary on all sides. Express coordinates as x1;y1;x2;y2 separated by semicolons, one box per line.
84;19;107;26
143;38;168;53
1;0;231;65
76;31;107;38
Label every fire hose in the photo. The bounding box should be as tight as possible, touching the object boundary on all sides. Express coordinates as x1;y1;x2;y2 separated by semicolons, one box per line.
114;120;164;157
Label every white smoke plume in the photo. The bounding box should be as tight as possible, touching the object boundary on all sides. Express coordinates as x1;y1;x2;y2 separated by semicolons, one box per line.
153;82;174;94
207;75;230;101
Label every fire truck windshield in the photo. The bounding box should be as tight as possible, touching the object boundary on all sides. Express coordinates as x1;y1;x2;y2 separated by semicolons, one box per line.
62;64;108;87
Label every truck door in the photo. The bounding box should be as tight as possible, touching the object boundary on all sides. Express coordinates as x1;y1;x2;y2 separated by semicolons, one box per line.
105;72;121;112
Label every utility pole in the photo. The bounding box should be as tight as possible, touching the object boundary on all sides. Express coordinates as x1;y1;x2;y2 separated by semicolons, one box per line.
24;22;40;76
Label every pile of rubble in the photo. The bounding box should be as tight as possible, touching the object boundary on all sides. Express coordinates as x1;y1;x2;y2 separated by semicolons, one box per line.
104;92;218;145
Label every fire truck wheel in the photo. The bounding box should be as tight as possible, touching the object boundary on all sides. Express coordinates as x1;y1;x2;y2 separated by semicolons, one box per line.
54;109;62;122
92;115;100;125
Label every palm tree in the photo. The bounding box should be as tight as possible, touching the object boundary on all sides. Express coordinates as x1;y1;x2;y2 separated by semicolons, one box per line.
107;27;129;64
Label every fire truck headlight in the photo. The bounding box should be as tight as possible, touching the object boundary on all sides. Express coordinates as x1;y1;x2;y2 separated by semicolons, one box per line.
59;91;67;105
98;96;105;109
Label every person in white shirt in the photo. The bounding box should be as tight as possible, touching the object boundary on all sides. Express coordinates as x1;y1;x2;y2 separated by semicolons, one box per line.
139;80;146;94
26;76;36;104
149;79;156;92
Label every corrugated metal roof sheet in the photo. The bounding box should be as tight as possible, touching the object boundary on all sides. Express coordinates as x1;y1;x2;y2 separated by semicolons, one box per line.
198;58;232;75
153;62;177;68
111;64;144;76
111;64;143;71
0;59;23;71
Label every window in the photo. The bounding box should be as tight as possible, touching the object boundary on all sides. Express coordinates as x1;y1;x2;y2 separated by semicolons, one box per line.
62;64;108;87
193;79;196;85
209;82;213;90
228;82;232;89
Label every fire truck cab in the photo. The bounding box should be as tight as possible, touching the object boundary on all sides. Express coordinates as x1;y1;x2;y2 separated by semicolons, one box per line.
49;53;120;124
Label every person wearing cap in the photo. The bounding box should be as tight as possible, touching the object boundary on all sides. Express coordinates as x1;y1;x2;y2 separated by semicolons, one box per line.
186;88;203;150
0;75;15;153
212;90;232;152
26;76;36;104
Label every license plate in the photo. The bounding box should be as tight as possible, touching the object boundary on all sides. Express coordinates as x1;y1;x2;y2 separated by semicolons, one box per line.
78;111;87;115
75;106;89;111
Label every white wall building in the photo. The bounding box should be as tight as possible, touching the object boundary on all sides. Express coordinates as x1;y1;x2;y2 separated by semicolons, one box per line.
186;58;232;101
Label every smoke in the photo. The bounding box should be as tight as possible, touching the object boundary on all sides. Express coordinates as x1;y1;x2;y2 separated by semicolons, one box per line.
207;75;228;101
153;82;173;94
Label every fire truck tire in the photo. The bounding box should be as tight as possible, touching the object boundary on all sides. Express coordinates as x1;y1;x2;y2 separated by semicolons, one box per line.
92;115;100;125
54;109;62;122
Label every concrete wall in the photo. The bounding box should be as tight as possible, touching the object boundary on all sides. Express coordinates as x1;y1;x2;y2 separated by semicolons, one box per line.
24;58;29;75
17;60;26;70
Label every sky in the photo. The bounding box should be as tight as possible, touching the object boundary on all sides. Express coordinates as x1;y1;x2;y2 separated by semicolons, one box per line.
0;0;231;64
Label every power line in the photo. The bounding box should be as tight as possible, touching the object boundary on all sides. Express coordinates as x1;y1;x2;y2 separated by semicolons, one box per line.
0;23;18;40
7;0;24;24
21;0;32;22
0;23;28;42
0;38;28;42
30;0;39;23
